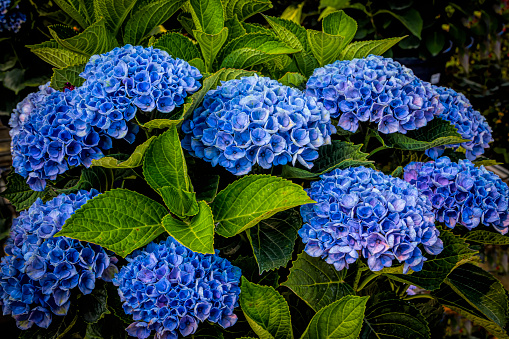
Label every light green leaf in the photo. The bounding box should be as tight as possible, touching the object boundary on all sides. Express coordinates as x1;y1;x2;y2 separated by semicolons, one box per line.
123;0;187;45
152;32;201;62
383;118;470;151
246;209;301;273
50;64;86;91
212;174;314;237
188;58;206;73
161;200;214;253
92;136;155;168
318;6;339;21
225;15;247;40
280;2;304;24
340;36;406;60
189;0;224;34
140;118;182;132
307;29;345;66
55;189;167;257
243;22;275;35
223;0;273;21
386;229;476;290
294;50;319;77
240;277;294;339
360;292;430;339
143;126;191;192
278;72;307;87
93;0;137;35
0;171;48;211
53;0;88;28
301;295;369;339
49;17;117;56
281;141;373;180
462;230;509;245
220;48;289;69
263;15;308;51
27;40;89;68
375;9;423;39
194;27;229;72
444;263;509;328
391;165;404;178
322;10;357;50
158;185;199;219
282;251;354;312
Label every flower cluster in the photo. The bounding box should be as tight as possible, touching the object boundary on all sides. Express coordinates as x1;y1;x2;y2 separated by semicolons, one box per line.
425;86;493;161
306;55;440;134
403;157;509;234
0;191;118;330
113;237;241;339
79;44;202;115
0;0;25;33
299;166;443;273
182;75;336;175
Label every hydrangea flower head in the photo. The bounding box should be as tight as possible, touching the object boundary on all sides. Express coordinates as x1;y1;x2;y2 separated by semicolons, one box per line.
113;237;242;339
425;86;493;161
306;55;440;134
79;44;202;115
182;74;336;175
0;0;26;33
299;166;443;273
403;157;509;234
0;190;118;330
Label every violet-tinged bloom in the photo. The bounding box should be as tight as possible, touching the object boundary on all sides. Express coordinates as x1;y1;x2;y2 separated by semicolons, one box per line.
306;55;440;134
182;75;336;175
0;0;25;33
404;156;509;235
299;167;442;273
425;86;493;161
113;237;242;339
0;191;118;330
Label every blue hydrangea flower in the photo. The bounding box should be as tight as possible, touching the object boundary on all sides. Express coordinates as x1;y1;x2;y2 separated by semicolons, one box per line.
299;166;443;273
79;44;202;115
0;0;25;33
182;75;336;175
425;86;493;161
113;237;241;339
0;191;118;330
306;55;440;134
403;156;509;234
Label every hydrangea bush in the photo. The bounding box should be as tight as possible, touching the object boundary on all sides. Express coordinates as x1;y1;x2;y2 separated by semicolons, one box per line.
1;2;508;339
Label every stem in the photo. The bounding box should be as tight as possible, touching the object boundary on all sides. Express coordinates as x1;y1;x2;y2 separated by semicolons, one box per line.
403;294;434;301
356;273;378;292
362;131;372;153
368;145;388;157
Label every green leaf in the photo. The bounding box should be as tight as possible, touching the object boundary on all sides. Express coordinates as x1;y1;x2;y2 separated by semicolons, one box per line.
282;251;354;312
294;50;320;77
143;126;191;192
225;15;247;40
246;209;301;273
49;17;117;56
281;141;373;179
0;171;48;211
188;58;206;73
94;0;138;36
360;292;430;339
301;295;369;339
78;281;110;324
386;228;476;290
152;32;201;62
473;159;503;167
432;284;509;339
194;27;229;72
462;230;509;245
189;0;224;34
92;136;155;168
425;31;445;57
220;47;289;70
140;118;182;132
212;174;314;237
263;15;308;51
322;10;357;50
383;118;469;151
278;72;307;87
306;29;345;67
161;200;214;253
54;167;135;194
50;63;86;91
158;185;199;218
376;9;423;39
123;0;187;45
340;36;405;60
27;40;89;68
243;22;274;35
53;0;89;28
55;189;167;257
223;0;273;21
240;277;294;339
194;174;220;203
391;165;404;178
444;263;509;328
280;2;304;25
